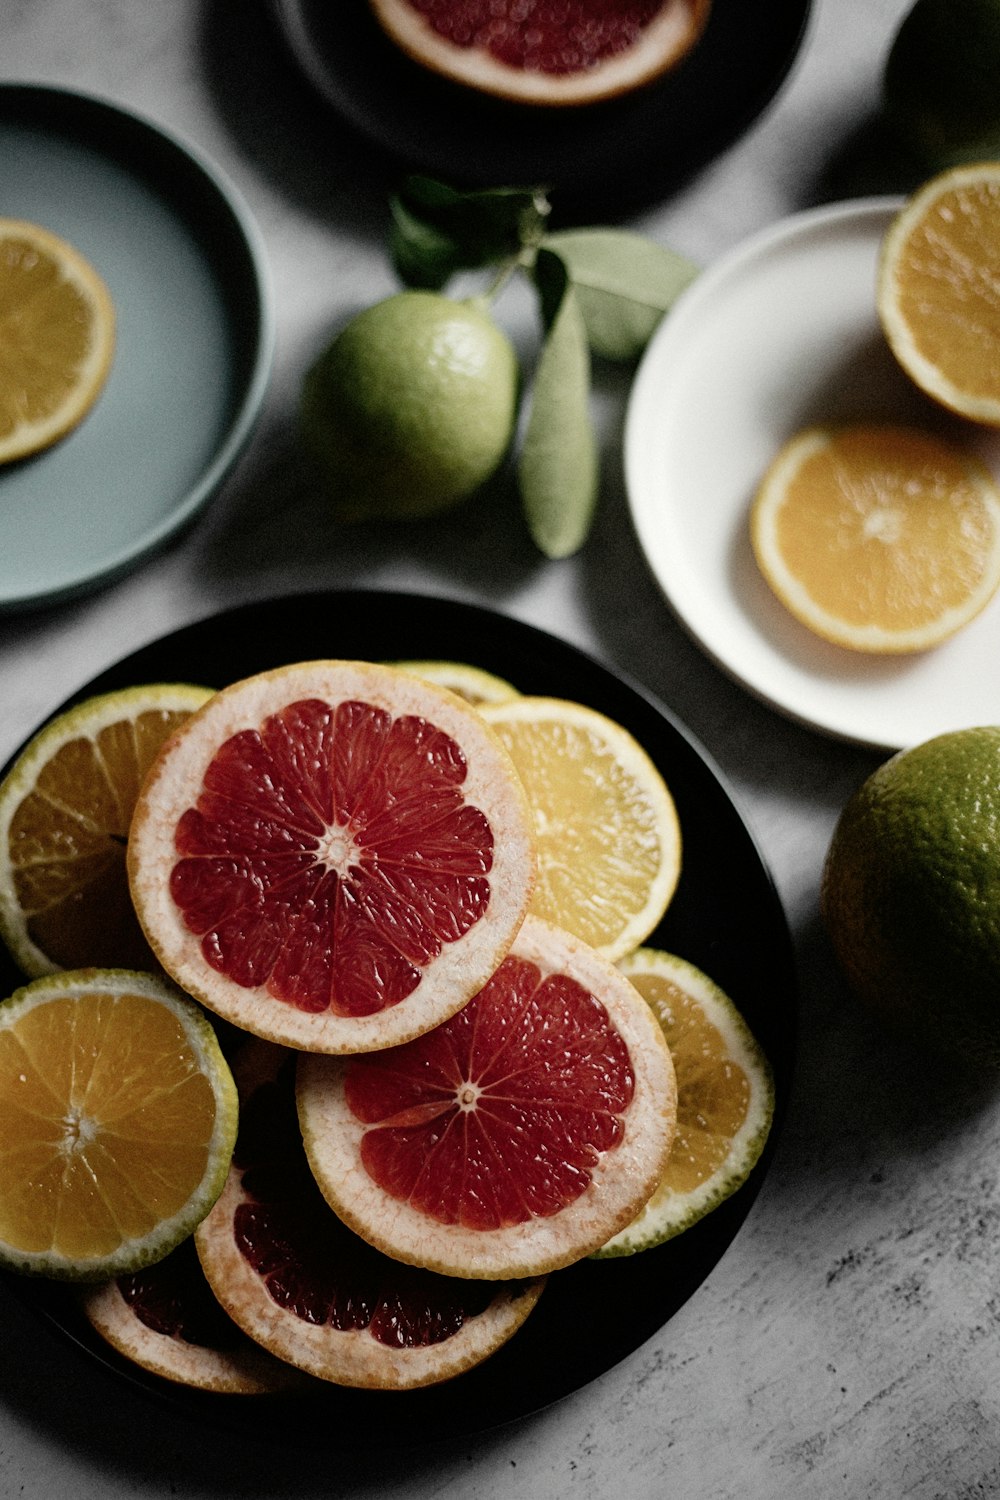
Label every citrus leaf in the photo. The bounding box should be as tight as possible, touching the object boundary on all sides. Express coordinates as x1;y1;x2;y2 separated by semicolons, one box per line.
390;177;551;287
389;197;466;289
541;228;699;361
519;248;598;559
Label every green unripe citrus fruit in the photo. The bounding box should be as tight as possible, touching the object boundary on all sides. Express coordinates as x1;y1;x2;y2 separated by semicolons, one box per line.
884;0;1000;169
821;726;1000;1066
300;290;519;521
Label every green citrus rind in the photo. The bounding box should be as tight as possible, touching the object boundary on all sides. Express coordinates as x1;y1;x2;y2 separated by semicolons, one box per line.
592;948;774;1257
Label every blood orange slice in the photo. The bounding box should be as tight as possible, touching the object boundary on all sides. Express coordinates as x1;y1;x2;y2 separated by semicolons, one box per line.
196;1040;545;1389
81;1237;304;1394
128;661;536;1054
297;916;677;1279
368;0;712;108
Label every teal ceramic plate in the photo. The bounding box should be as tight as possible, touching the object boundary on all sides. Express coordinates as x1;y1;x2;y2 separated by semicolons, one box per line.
0;84;274;611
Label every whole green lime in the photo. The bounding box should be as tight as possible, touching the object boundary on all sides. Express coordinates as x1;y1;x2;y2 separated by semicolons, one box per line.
884;0;1000;168
300;290;519;521
821;726;1000;1065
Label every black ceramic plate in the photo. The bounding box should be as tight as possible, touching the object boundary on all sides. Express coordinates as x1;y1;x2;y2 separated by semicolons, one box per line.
0;590;796;1445
269;0;812;215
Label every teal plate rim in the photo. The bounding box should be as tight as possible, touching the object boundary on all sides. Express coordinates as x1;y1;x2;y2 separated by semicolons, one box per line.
0;82;275;611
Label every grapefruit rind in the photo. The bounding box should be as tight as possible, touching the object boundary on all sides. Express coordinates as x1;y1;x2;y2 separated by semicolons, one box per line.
296;916;678;1280
127;661;537;1054
0;968;238;1282
0;683;213;979
367;0;712;108
391;660;521;706
593;949;774;1257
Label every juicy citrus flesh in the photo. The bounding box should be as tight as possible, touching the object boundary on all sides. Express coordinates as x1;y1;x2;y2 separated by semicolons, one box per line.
750;423;1000;652
128;661;536;1054
878;165;1000;424
480;696;681;961
297;917;677;1279
392;660;521;706
822;725;1000;1065
594;949;774;1256
0;218;116;463
0;684;212;979
368;0;711;106
0;969;237;1280
196;1040;544;1390
300;292;519;520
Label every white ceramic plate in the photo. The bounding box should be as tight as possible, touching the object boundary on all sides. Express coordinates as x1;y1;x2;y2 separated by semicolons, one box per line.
625;198;1000;753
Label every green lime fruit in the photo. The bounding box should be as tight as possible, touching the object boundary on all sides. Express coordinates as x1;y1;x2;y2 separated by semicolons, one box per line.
821;726;1000;1066
300;290;519;521
884;0;1000;168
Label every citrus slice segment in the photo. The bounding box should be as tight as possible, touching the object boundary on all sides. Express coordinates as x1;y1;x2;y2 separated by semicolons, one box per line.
392;660;521;706
0;218;116;464
750;423;1000;653
297;916;677;1279
196;1040;545;1389
593;949;774;1257
81;1237;304;1394
479;696;680;961
0;683;213;979
0;968;237;1282
127;661;536;1054
367;0;712;107
878;163;1000;425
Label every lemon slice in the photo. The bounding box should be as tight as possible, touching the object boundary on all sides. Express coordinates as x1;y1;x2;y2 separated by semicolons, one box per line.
480;696;681;961
392;660;521;706
0;968;237;1281
0;219;116;464
0;683;213;978
594;949;774;1256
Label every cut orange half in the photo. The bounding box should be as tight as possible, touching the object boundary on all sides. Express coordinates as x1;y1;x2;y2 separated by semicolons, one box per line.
0;218;116;464
878;163;1000;425
297;916;677;1280
128;661;536;1053
750;422;1000;653
368;0;711;107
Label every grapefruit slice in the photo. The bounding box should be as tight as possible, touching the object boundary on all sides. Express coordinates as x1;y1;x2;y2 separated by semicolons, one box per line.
127;661;536;1054
196;1040;545;1389
297;916;677;1279
368;0;712;107
81;1238;304;1394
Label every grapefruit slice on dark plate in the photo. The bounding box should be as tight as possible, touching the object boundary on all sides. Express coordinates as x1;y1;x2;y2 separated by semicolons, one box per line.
0;589;796;1445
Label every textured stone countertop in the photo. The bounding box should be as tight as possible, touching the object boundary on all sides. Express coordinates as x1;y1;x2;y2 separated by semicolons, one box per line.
2;2;998;1496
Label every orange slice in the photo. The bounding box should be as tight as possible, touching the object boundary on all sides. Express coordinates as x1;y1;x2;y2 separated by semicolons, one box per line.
750;422;1000;653
196;1040;545;1389
0;218;116;464
127;660;536;1053
297;916;677;1280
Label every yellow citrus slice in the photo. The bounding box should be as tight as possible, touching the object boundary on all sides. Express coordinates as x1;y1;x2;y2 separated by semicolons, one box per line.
479;696;680;961
0;968;237;1281
392;660;521;706
0;218;116;464
127;661;536;1054
594;948;774;1256
750;422;1000;653
0;683;213;978
878;163;1000;425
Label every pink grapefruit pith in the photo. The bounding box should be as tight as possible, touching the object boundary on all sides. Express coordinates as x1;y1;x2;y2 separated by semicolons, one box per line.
127;661;536;1054
297;915;677;1279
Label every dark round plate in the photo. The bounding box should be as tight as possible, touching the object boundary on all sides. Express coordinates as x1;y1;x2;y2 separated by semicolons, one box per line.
0;590;796;1446
268;0;812;215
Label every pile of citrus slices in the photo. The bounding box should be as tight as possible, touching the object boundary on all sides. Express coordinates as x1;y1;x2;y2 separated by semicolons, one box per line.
0;657;773;1394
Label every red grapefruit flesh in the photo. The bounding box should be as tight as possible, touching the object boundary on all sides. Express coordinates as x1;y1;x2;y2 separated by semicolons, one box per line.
297;916;678;1278
195;1040;545;1389
127;662;536;1054
368;0;712;107
82;1237;303;1394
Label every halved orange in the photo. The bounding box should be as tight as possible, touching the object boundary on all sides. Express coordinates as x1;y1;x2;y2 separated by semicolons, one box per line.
750;422;1000;653
878;163;1000;425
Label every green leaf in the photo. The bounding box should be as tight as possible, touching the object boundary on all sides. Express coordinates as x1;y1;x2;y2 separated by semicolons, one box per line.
540;228;699;361
389;176;551;288
518;248;598;559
